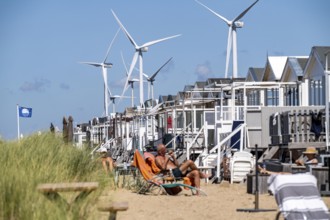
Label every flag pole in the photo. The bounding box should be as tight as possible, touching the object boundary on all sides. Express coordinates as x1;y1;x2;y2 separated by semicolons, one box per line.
17;104;20;140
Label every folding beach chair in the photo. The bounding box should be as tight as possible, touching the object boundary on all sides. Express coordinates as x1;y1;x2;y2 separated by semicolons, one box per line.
132;150;206;196
268;173;330;220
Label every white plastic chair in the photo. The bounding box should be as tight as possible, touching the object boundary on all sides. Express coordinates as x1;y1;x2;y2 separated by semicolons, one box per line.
230;151;254;184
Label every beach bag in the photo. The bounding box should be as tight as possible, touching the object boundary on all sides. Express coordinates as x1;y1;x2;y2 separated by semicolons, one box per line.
164;186;182;195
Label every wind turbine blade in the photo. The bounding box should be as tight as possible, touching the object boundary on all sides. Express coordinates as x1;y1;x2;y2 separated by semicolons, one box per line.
133;65;140;73
111;10;138;48
233;0;259;22
107;87;113;97
127;62;142;77
121;51;139;77
150;57;173;81
195;0;230;25
225;27;232;78
119;85;131;102
141;34;181;48
143;73;150;80
79;62;102;67
120;51;129;76
103;28;120;63
120;52;138;100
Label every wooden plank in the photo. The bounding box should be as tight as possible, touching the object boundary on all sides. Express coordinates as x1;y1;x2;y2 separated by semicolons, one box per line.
37;182;99;193
293;110;297;143
303;110;307;142
298;110;303;142
258;146;279;162
98;202;129;212
288;142;326;149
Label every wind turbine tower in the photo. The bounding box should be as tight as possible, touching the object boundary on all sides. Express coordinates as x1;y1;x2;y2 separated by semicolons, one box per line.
112;10;180;107
110;95;120;113
196;0;259;78
80;29;119;116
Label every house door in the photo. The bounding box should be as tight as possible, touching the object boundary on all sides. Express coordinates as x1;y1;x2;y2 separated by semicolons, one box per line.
204;111;215;151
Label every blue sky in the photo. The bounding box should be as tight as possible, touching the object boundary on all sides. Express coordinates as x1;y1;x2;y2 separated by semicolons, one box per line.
1;0;329;140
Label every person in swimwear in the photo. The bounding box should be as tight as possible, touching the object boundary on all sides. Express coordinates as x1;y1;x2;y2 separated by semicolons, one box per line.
155;144;209;191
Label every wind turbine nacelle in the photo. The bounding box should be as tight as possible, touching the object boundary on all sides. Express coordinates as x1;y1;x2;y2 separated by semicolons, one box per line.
141;47;148;52
104;62;113;68
234;21;244;28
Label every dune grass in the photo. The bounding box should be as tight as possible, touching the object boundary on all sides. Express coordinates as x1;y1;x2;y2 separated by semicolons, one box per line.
0;133;114;220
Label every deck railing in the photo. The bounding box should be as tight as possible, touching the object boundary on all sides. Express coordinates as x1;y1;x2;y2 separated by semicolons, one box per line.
207;123;247;182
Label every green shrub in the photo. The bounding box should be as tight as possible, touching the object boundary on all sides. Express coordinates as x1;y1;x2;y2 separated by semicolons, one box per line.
0;133;113;220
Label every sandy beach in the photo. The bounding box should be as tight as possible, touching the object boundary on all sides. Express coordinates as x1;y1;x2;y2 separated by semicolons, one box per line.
95;180;330;220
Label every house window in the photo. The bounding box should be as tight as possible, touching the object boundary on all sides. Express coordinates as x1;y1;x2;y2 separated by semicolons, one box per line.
185;111;192;129
205;112;215;126
247;89;260;106
266;88;279;106
176;111;184;129
196;110;203;129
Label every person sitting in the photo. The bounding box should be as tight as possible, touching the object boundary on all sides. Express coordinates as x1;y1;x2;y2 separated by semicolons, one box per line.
155;144;209;192
295;147;318;166
99;147;114;174
310;111;323;141
259;147;319;175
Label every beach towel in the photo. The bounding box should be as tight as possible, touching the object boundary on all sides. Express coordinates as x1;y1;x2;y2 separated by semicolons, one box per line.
268;173;330;220
144;152;161;174
132;150;158;183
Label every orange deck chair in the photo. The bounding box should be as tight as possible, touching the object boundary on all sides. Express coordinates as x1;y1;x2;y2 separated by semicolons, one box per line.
132;150;206;196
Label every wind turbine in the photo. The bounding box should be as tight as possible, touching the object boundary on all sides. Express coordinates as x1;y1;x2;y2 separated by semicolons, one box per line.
195;0;259;78
109;95;120;113
143;57;173;101
111;10;181;107
106;87;129;114
80;28;120;116
120;52;139;107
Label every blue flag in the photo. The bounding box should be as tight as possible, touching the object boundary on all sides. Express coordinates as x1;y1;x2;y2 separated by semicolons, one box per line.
19;106;32;118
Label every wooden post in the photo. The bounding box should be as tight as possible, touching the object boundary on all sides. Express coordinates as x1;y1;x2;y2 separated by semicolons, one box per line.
98;202;129;220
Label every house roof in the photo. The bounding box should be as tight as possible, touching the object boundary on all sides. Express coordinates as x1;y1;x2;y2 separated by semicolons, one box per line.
291;57;308;77
303;46;330;79
194;81;207;88
280;57;308;82
268;56;288;80
231;77;246;83
183;85;194;92
166;95;176;106
206;78;222;84
158;95;168;103
261;56;288;81
176;91;185;101
246;67;264;81
313;46;330;70
297;57;308;70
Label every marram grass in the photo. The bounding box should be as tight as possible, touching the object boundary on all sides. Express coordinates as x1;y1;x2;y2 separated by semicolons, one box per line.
0;133;114;220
